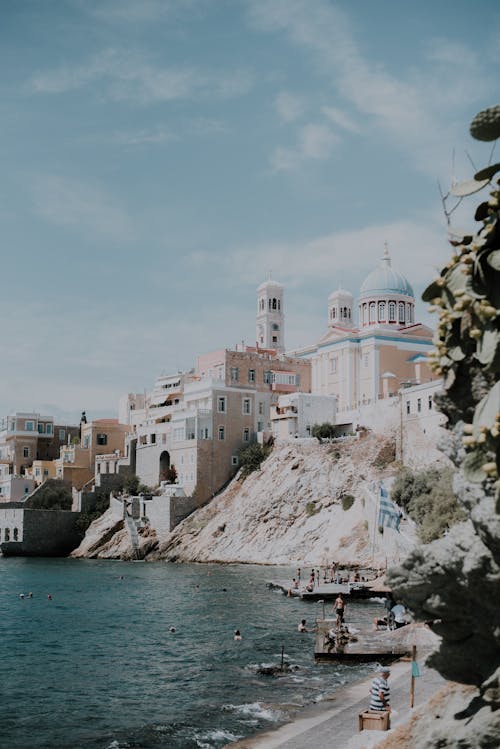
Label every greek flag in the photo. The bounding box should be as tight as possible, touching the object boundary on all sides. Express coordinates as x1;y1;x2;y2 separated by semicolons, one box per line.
378;484;401;531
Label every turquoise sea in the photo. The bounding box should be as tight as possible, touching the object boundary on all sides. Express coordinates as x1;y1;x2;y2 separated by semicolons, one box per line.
1;558;382;748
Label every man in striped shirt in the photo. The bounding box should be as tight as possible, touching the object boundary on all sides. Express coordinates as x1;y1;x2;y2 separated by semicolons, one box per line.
369;668;391;712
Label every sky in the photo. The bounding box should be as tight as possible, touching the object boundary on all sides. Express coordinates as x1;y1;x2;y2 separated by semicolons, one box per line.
1;0;499;423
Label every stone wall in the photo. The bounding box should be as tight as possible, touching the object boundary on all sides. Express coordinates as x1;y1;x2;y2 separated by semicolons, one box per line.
0;508;82;556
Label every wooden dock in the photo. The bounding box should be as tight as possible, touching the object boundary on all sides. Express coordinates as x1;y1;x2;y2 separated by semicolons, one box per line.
267;579;390;601
313;618;409;662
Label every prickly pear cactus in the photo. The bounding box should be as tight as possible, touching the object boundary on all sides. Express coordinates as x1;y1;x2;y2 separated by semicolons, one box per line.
388;106;500;701
422;145;500;501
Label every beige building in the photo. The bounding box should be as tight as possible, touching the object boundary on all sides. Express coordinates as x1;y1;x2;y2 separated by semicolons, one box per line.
56;418;130;490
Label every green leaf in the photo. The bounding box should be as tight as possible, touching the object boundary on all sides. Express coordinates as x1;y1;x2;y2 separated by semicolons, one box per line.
472;381;500;437
475;328;500;371
487;249;500;271
462;450;489;483
448;346;466;362
422;280;443;303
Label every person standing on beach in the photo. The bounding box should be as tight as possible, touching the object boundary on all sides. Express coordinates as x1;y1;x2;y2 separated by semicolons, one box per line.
369;668;391;712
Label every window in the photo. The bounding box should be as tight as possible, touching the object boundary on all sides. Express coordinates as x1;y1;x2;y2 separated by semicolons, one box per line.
258;401;264;415
263;371;271;384
406;401;410;415
43;469;49;477
330;357;337;374
46;423;52;435
242;398;251;415
428;395;433;410
26;421;34;431
272;335;278;343
35;468;41;476
151;434;156;444
399;302;405;324
96;433;108;446
378;301;386;322
243;427;250;442
272;298;277;310
83;435;90;448
406;303;412;324
389;302;396;322
248;369;255;383
268;299;272;310
272;323;279;331
417;398;422;413
369;302;376;323
230;367;239;382
218;426;225;440
231;456;239;466
217;396;226;413
59;429;66;441
23;447;30;458
362;303;367;324
13;528;18;541
38;423;45;434
257;421;264;432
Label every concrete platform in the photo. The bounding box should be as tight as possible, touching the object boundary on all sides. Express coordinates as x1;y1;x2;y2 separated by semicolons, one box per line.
267;579;389;601
314;618;408;662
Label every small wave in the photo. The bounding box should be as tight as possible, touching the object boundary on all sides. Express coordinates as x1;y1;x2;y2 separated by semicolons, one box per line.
194;728;241;748
223;702;283;723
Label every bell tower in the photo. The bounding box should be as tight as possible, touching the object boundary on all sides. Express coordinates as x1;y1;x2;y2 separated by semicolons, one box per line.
256;276;285;351
328;286;354;329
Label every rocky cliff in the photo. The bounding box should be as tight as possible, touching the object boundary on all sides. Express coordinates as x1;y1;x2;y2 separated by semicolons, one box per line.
74;433;425;564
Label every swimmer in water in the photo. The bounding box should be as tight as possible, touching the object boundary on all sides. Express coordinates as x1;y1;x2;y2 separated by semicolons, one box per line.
47;594;52;600
234;629;242;641
169;626;176;633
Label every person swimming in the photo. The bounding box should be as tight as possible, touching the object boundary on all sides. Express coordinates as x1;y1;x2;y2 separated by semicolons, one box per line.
234;629;242;640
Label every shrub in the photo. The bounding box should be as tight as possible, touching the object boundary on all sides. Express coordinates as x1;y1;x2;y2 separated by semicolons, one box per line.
305;501;319;516
311;422;336;439
239;443;271;478
373;440;396;468
75;494;110;533
29;482;72;511
391;467;465;542
341;494;355;511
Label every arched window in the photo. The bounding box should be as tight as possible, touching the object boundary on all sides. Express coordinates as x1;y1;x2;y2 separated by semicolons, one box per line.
378;301;386;322
268;299;272;310
342;306;347;318
369;302;376;323
407;303;412;323
398;302;405;324
389;301;396;322
272;298;277;310
277;300;280;310
13;528;18;541
5;528;10;542
362;303;367;324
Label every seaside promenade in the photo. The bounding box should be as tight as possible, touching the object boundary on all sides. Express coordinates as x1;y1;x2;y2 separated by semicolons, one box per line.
228;659;446;749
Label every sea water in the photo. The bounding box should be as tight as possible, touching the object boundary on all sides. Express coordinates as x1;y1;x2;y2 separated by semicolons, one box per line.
1;558;382;748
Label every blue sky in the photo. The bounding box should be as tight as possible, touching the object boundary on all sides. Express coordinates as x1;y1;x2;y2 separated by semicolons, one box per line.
1;0;498;422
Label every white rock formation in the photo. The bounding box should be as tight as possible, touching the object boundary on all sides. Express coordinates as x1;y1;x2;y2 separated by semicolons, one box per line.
157;434;420;566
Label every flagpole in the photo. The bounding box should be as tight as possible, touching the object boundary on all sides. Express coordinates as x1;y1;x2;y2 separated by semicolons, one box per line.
371;483;380;566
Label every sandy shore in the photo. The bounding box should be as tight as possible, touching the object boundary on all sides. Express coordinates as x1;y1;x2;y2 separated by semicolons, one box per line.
226;658;446;749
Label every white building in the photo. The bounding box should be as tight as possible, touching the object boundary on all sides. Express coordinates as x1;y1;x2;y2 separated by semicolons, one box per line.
270;393;337;441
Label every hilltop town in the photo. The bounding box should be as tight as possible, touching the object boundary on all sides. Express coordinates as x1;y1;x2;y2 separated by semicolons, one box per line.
0;248;448;561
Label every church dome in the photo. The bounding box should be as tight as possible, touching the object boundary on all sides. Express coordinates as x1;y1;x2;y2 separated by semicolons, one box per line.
359;247;414;299
257;277;284;292
328;286;352;301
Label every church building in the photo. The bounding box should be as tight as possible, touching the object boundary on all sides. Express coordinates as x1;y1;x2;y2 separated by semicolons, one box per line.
292;246;436;414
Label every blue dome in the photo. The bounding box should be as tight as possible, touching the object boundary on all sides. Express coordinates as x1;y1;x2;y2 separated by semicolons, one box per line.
359;251;414;298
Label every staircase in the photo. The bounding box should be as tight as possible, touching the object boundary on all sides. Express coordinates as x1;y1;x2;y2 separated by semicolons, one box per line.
124;514;141;559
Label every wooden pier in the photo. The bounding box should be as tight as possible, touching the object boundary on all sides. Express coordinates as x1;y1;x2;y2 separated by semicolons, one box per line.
313;618;409;663
267;579;390;601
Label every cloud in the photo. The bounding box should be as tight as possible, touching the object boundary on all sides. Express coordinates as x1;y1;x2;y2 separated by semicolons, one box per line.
30;48;253;104
322;105;361;134
190;217;450;292
111;126;176;145
247;0;494;178
271;122;338;171
30;174;134;241
275;91;304;122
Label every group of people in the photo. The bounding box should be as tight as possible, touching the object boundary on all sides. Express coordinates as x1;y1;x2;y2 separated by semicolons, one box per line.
373;596;407;630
